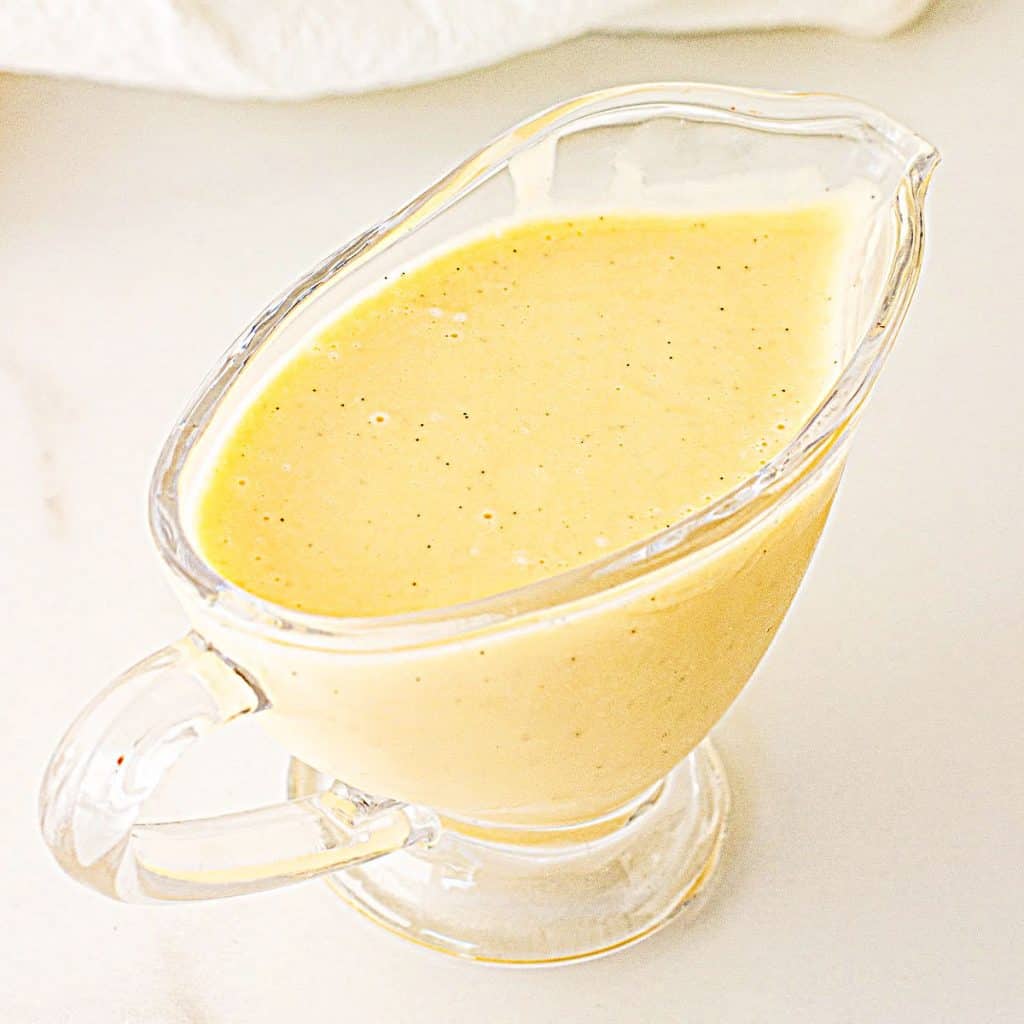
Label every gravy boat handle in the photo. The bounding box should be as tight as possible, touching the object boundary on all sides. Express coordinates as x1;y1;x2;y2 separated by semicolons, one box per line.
39;633;435;902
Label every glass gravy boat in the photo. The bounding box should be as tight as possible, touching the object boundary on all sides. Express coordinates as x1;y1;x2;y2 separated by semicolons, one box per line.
40;83;937;965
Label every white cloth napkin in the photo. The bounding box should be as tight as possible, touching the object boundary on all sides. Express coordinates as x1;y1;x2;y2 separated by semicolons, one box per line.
1;0;930;100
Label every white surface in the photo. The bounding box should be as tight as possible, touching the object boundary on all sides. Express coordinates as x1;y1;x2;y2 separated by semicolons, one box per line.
2;0;1023;1019
0;0;930;99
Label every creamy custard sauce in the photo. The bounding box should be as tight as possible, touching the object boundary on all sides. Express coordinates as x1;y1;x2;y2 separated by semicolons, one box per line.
194;208;846;824
199;211;841;615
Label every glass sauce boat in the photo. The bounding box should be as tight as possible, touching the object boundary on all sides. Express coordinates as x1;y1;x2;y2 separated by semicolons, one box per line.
40;83;938;965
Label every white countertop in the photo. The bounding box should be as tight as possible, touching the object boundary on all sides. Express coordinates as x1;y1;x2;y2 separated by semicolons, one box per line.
3;2;1023;1020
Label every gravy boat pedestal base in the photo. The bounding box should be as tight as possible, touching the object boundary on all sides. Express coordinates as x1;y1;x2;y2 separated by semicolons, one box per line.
288;740;729;965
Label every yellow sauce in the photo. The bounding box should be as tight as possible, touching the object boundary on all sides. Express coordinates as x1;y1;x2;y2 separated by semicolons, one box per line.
194;209;845;824
198;211;841;616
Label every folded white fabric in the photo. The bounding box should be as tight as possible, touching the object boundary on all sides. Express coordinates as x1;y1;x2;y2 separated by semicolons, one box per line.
0;0;930;100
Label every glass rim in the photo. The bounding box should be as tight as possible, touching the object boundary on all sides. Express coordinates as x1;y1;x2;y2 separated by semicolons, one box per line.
148;82;939;650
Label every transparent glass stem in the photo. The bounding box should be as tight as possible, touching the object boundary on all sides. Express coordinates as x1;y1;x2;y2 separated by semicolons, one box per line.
39;634;433;902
